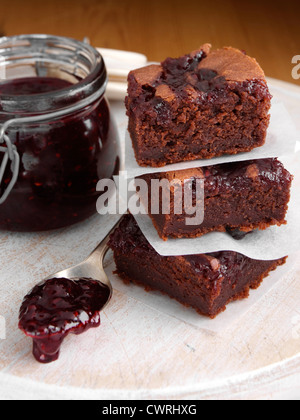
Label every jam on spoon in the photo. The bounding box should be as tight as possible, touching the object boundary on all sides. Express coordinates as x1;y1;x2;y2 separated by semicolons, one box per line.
18;277;111;363
18;215;123;364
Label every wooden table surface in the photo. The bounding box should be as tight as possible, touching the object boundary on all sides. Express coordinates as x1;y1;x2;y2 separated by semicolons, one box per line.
0;0;300;86
1;0;300;402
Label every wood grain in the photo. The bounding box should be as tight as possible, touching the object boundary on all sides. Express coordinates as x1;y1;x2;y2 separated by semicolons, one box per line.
0;0;299;84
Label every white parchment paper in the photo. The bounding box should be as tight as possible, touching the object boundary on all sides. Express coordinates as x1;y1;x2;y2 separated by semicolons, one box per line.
131;153;300;260
108;81;300;333
125;100;300;178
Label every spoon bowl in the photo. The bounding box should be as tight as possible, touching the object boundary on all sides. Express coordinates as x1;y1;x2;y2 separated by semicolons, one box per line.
18;216;124;364
43;216;123;310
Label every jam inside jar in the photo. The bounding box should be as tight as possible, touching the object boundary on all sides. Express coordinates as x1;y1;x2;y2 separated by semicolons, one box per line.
0;35;121;231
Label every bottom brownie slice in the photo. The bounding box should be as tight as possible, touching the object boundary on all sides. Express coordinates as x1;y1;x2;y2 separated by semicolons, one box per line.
108;215;286;318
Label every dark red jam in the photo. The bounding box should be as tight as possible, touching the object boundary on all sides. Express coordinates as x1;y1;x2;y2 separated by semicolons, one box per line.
0;77;120;231
140;49;226;103
226;227;254;240
162;52;222;93
18;277;111;363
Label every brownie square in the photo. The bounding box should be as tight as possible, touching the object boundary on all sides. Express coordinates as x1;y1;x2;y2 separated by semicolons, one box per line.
108;215;287;318
126;44;272;167
137;158;293;240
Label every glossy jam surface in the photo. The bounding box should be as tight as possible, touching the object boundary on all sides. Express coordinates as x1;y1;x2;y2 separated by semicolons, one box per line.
139;49;226;102
0;77;120;231
0;77;70;95
19;277;111;363
162;53;222;93
226;228;253;240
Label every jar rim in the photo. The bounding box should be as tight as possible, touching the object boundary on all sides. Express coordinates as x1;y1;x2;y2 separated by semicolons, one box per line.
0;34;107;115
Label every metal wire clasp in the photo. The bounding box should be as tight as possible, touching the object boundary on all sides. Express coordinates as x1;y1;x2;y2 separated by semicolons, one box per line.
0;123;20;205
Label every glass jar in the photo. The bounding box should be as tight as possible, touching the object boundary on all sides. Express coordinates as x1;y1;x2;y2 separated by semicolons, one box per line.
0;34;121;232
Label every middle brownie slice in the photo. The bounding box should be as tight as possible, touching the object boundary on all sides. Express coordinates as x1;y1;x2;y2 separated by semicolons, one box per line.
137;158;293;240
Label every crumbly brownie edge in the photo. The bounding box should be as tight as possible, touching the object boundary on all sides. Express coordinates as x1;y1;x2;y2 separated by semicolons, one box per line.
138;159;293;240
108;215;287;318
127;83;271;167
112;250;286;318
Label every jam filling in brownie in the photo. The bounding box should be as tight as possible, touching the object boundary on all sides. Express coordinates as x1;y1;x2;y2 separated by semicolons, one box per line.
108;215;286;318
126;44;272;167
137;158;293;240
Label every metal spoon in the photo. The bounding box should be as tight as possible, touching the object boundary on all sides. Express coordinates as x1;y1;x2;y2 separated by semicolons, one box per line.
43;215;123;309
19;216;124;364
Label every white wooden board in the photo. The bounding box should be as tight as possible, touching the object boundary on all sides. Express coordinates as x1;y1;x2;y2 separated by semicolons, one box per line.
0;78;300;400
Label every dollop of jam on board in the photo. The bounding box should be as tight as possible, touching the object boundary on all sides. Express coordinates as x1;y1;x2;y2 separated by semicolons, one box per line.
0;77;120;232
18;277;111;363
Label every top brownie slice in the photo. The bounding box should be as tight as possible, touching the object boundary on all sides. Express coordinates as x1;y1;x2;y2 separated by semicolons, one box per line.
126;44;272;167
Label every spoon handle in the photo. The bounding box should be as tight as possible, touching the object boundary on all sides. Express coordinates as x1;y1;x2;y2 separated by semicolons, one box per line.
86;215;125;267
